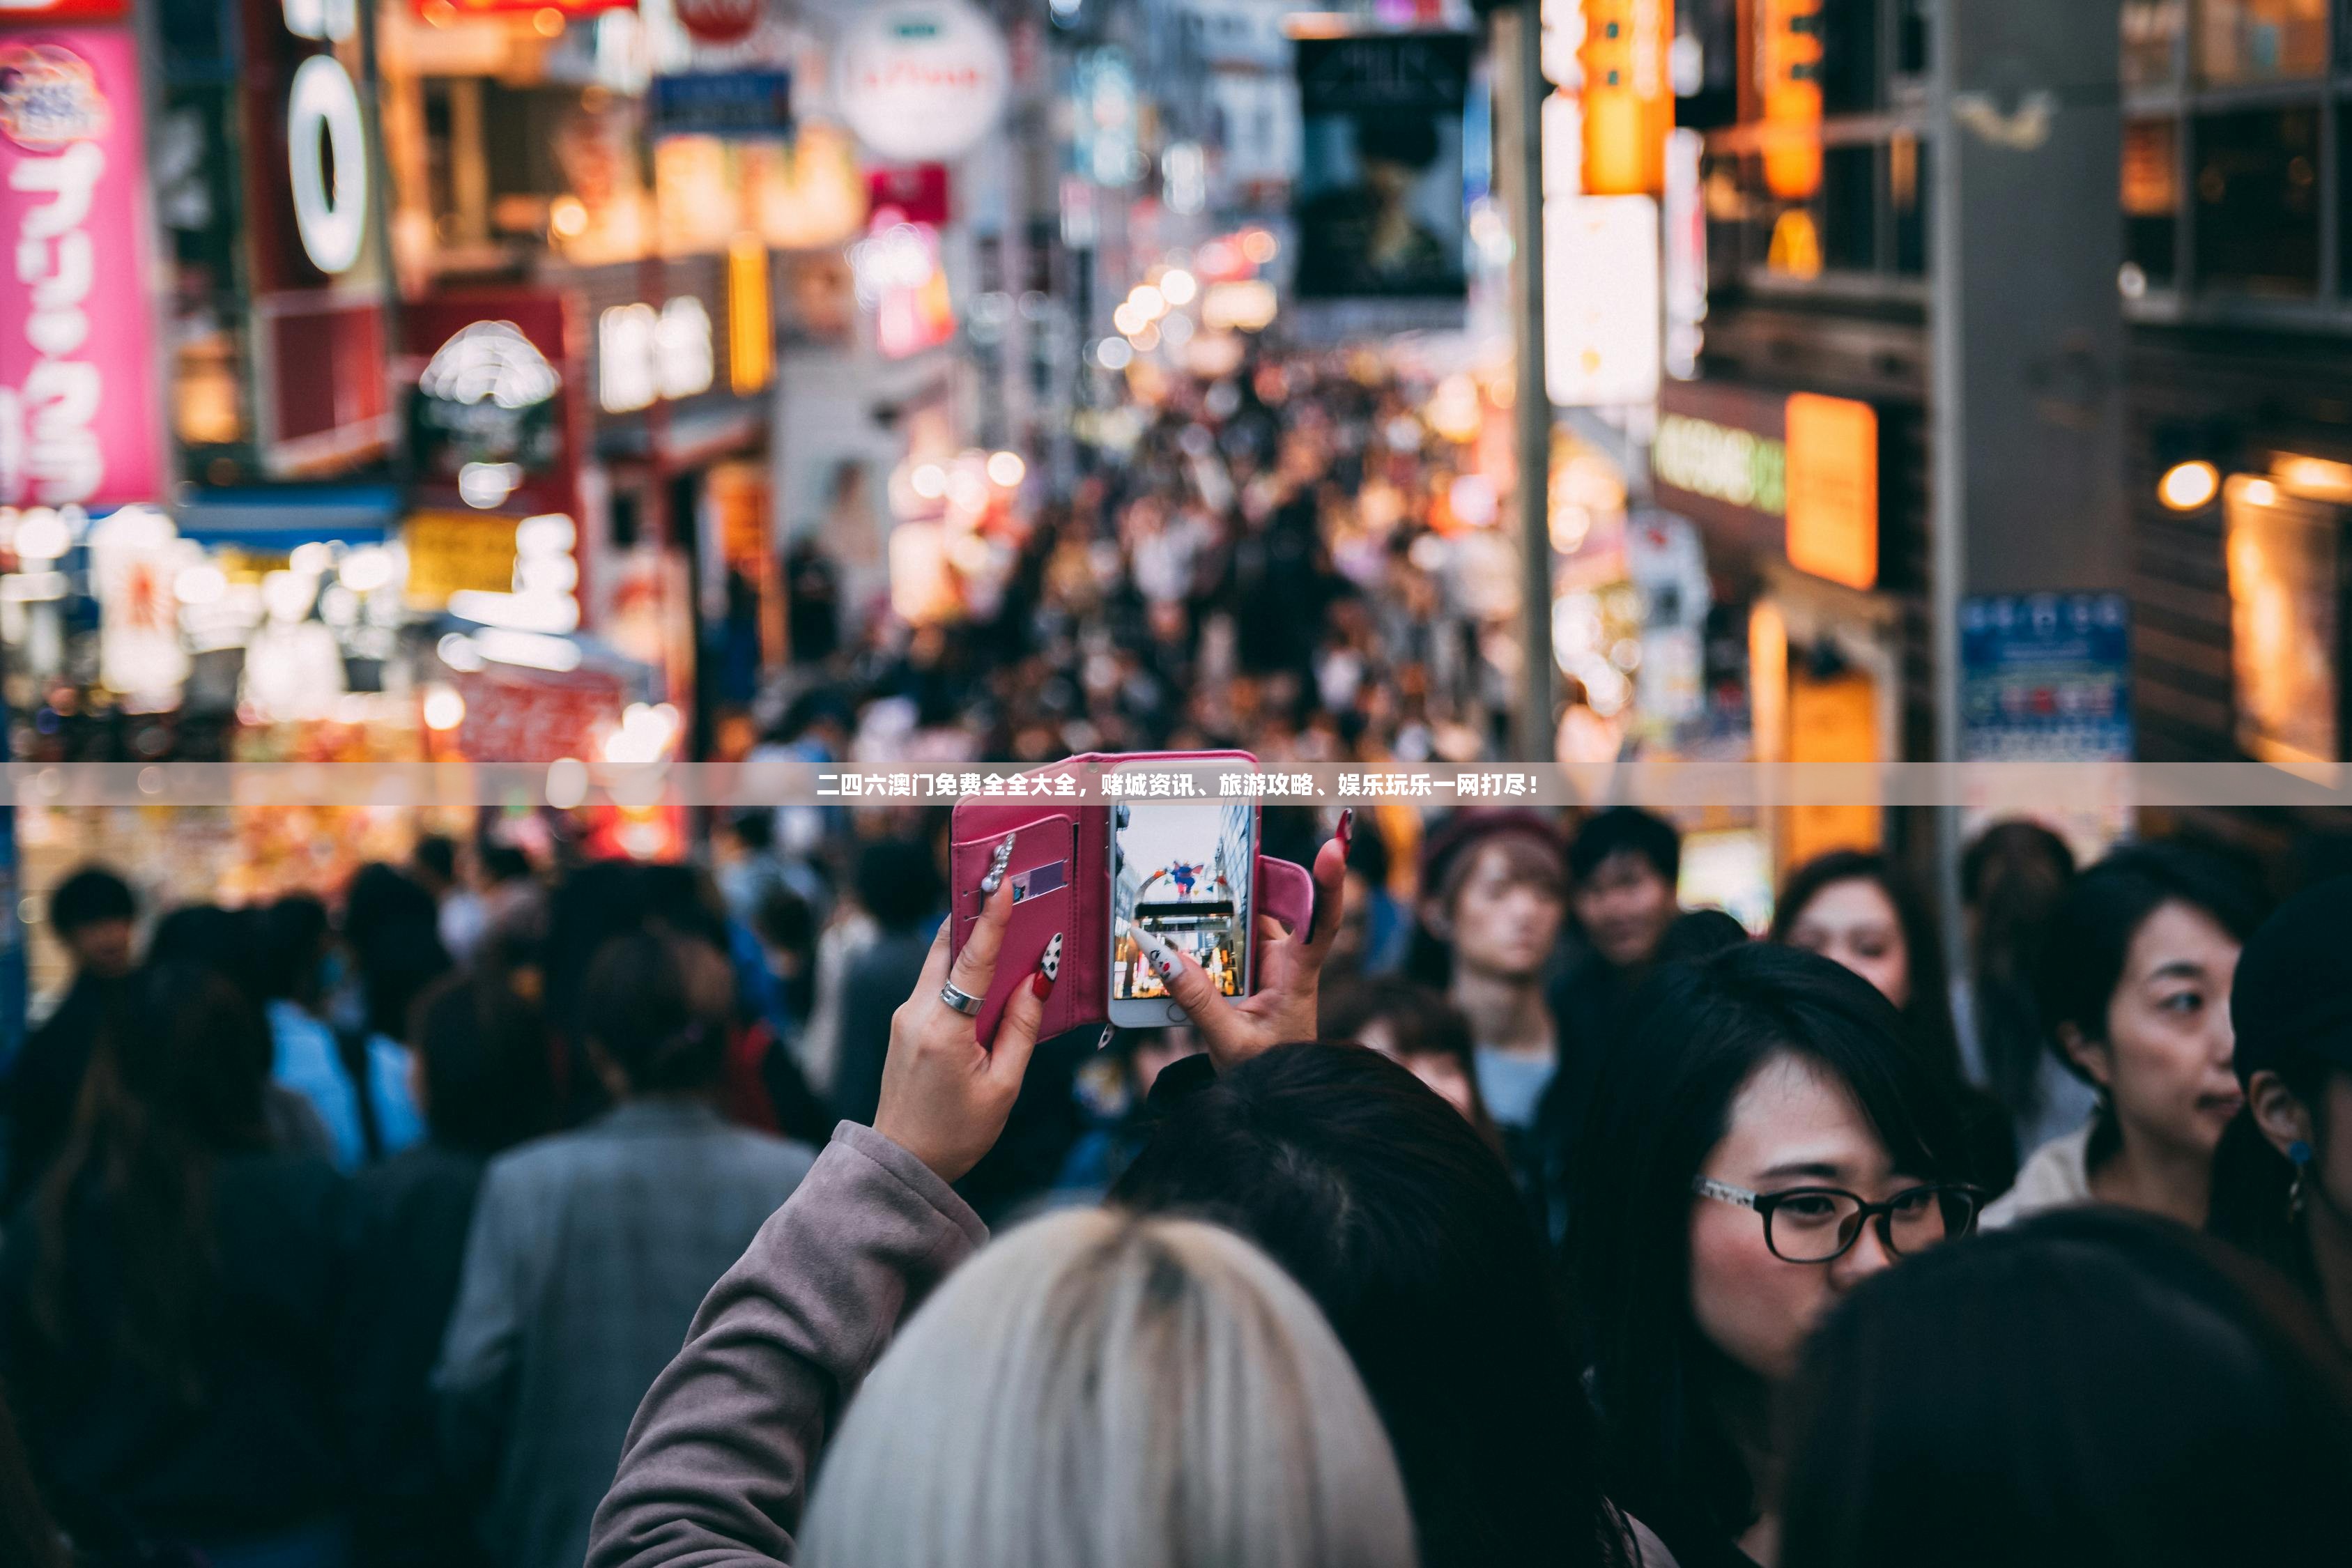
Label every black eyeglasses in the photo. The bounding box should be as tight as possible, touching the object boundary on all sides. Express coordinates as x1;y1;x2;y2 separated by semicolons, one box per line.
1693;1177;1985;1264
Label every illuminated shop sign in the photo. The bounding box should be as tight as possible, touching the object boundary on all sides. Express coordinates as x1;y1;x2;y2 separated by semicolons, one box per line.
598;298;714;414
1653;414;1787;516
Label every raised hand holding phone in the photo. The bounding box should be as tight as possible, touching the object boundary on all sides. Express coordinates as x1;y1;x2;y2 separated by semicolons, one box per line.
1123;810;1351;1073
875;857;1058;1183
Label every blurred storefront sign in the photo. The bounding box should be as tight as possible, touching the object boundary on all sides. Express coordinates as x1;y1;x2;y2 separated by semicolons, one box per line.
1783;393;1879;592
405;291;581;518
2225;474;2339;769
0;1;127;17
210;0;394;479
450;660;626;762
405;510;521;607
1962;592;2133;762
417;0;634;15
648;70;792;141
1292;31;1471;303
1544;194;1660;406
835;0;1012;164
1577;0;1672;197
0;27;164;509
675;0;767;46
868;163;951;226
746;125;868;250
89;507;190;709
1757;0;1824;200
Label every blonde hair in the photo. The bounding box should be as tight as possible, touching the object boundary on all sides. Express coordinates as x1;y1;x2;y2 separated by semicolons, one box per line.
799;1208;1420;1568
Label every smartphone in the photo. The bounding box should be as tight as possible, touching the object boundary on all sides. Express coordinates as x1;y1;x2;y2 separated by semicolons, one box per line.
1107;769;1255;1028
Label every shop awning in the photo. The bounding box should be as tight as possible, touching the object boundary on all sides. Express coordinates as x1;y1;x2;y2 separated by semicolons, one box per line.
174;486;401;548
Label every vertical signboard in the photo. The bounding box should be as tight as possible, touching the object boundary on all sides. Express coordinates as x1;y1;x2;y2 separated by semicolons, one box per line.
0;29;164;509
1293;32;1471;301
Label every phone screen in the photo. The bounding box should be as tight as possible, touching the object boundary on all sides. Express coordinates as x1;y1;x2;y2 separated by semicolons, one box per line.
1111;794;1254;1001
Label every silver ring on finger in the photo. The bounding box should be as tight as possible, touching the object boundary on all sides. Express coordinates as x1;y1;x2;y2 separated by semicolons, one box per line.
939;981;984;1016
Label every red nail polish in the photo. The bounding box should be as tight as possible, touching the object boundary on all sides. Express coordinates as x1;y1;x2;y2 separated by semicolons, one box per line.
1337;809;1353;852
1031;969;1053;999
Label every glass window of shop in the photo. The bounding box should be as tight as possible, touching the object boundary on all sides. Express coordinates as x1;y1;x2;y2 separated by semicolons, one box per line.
2195;0;2330;86
2193;107;2322;298
2124;0;2187;89
2125;118;2181;289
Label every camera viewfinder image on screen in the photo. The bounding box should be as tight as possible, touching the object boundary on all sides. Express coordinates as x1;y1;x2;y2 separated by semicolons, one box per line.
1112;798;1253;1000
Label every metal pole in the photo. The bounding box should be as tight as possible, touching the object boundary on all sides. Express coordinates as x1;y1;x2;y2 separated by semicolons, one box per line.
1500;1;1553;764
1927;0;1967;985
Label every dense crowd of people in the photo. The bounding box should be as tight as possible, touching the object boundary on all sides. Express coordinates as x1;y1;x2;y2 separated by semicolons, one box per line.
5;794;2352;1567
6;347;2352;1567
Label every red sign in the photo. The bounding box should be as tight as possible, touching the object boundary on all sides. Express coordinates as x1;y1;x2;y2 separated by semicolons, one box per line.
454;663;624;762
403;289;583;521
867;164;950;227
675;0;762;44
0;1;128;19
417;0;636;14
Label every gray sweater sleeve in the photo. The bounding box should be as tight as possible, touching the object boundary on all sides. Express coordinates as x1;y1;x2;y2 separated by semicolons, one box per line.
585;1121;989;1568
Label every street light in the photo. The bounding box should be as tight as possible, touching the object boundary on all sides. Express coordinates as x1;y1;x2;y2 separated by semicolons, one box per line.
2158;459;2220;512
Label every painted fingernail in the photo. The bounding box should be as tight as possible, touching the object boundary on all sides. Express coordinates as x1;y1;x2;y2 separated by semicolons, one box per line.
1031;968;1053;999
1337;809;1353;853
1040;932;1063;981
1136;926;1181;980
979;831;1016;894
1096;1024;1117;1051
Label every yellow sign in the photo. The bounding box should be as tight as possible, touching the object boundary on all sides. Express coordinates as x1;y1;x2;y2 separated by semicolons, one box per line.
1785;665;1882;865
1579;0;1675;197
1760;0;1824;200
405;512;519;608
1783;392;1877;590
729;233;774;395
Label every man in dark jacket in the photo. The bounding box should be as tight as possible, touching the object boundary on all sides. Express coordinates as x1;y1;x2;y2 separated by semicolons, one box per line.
2;866;137;1208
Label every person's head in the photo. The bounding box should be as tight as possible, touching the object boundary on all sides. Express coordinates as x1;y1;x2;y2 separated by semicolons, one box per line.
2038;842;2266;1178
1956;819;2080;1118
1780;1208;2352;1568
1114;1043;1626;1568
411;833;459;897
1329;811;1393;976
1656;908;1750;966
1568;807;1681;971
33;962;274;1395
855;836;944;934
728;809;776;855
579;928;726;1098
1319;974;1491;1135
1960;817;2076;943
799;1208;1416;1568
1566;944;1975;1555
479;842;533;887
47;866;134;979
1417;812;1567;985
260;893;333;1007
146;904;270;1007
2210;875;2352;1298
410;969;556;1156
1771;850;1962;1077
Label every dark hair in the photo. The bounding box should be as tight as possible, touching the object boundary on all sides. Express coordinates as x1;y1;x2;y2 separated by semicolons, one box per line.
1771;850;1965;1082
1780;1208;2352;1568
412;833;459;886
1568;806;1681;886
755;886;815;955
1111;1043;1631;1568
581;930;725;1094
413;971;557;1156
2036;842;2265;1169
479;843;532;885
1565;944;1970;1562
47;865;133;935
1959;820;2076;1127
729;809;776;852
261;893;332;1005
147;905;271;1007
32;964;274;1401
1318;976;1495;1142
344;863;455;1042
856;838;944;932
1657;908;1750;965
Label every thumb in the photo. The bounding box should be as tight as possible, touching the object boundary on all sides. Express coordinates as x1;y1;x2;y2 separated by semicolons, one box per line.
986;964;1050;1091
1132;922;1224;1022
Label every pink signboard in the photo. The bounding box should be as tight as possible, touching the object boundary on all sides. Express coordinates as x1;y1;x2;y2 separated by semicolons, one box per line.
0;28;162;509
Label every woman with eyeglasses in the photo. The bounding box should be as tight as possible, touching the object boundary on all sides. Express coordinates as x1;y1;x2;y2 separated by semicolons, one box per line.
1986;842;2266;1230
1565;944;1981;1568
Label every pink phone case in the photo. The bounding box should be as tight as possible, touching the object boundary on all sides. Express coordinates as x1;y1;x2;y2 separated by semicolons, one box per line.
947;750;1316;1047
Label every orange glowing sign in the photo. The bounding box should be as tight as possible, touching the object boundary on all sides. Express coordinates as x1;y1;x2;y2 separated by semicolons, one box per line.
1783;392;1877;590
1760;0;1824;200
1580;0;1675;197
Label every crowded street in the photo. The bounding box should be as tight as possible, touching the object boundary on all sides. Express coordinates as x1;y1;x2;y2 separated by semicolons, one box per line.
7;1;2352;1567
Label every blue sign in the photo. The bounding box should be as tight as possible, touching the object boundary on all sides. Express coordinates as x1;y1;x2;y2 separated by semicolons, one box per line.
1960;592;2133;762
649;71;792;141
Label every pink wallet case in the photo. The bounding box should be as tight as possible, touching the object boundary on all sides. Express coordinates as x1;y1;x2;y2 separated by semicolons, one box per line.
946;750;1315;1047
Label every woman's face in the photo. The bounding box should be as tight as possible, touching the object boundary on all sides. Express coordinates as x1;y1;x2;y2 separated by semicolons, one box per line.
1358;1018;1480;1123
2072;900;2243;1162
1785;879;1910;1010
1689;1052;1916;1383
1445;843;1564;983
